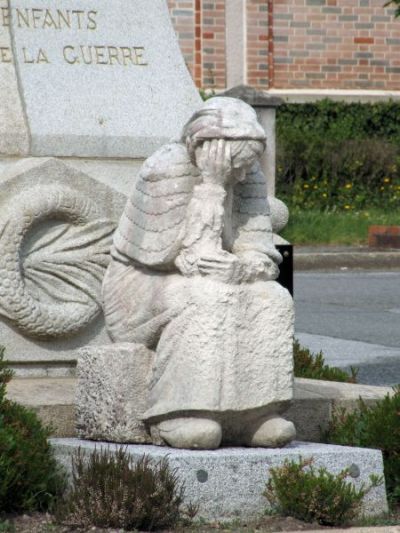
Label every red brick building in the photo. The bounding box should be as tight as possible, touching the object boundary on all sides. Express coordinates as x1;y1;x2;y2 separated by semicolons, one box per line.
167;0;400;91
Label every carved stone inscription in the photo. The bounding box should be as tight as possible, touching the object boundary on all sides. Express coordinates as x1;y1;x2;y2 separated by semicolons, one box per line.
0;2;148;66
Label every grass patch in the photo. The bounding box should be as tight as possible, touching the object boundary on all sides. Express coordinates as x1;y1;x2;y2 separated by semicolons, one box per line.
281;208;400;245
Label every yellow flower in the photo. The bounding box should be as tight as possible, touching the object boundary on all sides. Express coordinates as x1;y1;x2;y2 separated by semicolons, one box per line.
344;205;351;210
383;177;390;184
322;193;327;198
313;185;318;190
303;184;310;189
345;183;352;189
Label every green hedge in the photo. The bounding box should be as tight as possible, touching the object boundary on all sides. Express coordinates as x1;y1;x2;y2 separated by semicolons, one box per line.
276;100;400;211
0;347;64;513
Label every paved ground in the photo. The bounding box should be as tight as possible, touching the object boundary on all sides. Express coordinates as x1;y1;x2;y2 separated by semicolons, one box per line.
294;245;400;271
294;271;400;386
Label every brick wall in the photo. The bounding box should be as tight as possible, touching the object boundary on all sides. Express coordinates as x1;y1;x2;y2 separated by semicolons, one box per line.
167;0;400;90
167;0;226;87
167;1;196;77
247;0;270;88
202;1;226;87
273;0;400;90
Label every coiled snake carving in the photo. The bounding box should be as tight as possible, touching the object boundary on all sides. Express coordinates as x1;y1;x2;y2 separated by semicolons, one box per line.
0;185;116;338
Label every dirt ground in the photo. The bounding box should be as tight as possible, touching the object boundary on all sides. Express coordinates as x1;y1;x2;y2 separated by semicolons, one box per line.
0;512;345;532
2;510;400;533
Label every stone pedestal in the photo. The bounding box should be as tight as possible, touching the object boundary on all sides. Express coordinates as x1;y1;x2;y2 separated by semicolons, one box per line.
51;438;388;523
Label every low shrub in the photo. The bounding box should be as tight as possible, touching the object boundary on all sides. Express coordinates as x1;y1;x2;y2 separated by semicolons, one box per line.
0;521;13;533
293;339;358;383
276;100;400;212
57;447;194;531
264;457;381;526
0;346;12;403
324;386;400;504
0;347;64;513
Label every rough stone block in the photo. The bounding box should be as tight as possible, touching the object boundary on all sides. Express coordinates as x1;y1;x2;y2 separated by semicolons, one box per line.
51;438;388;523
76;343;153;443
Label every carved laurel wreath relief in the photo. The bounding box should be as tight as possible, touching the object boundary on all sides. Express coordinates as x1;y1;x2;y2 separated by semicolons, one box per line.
0;165;119;339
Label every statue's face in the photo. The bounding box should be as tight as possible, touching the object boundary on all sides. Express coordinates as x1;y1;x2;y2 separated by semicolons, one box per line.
230;140;265;182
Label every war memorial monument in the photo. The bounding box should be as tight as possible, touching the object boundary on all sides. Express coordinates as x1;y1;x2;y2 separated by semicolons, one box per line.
0;0;388;522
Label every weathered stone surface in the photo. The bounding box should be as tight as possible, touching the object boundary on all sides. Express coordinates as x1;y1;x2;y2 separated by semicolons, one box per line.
76;343;153;443
101;97;295;449
51;438;389;522
269;195;290;244
0;157;123;370
0;157;125;340
0;9;29;156
2;0;200;158
8;377;76;437
289;378;394;442
8;377;393;440
223;85;284;108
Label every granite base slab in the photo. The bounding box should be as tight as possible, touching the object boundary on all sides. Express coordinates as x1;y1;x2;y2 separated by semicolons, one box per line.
50;438;388;523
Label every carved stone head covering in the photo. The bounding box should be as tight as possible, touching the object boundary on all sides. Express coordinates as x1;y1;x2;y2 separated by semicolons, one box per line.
182;97;266;159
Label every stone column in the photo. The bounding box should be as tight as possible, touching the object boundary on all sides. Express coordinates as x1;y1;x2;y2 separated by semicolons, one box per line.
222;85;282;196
225;0;247;88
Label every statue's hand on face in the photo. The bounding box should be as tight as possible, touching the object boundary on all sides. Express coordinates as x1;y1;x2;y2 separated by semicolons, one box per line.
196;139;232;187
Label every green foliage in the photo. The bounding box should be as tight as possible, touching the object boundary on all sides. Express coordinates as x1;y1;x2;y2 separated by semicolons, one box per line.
199;88;215;101
0;521;14;533
384;0;400;17
57;447;193;531
293;339;358;383
0;346;12;403
0;348;64;514
276;100;400;212
324;386;400;504
264;457;381;526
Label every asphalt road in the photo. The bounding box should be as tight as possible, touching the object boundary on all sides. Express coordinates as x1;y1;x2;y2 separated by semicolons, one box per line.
294;271;400;386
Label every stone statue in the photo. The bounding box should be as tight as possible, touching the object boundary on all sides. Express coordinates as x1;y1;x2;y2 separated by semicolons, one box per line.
101;97;295;449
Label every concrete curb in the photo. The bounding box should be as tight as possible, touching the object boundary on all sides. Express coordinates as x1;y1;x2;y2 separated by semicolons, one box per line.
294;248;400;271
291;526;400;533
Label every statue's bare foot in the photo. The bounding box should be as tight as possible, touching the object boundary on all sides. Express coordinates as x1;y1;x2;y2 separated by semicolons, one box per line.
153;417;222;449
245;417;296;448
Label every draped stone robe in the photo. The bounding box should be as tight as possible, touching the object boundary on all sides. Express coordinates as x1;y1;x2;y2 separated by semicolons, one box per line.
102;142;294;424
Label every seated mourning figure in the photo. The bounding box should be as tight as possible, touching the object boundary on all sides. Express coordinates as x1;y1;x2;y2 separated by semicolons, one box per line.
102;97;295;450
